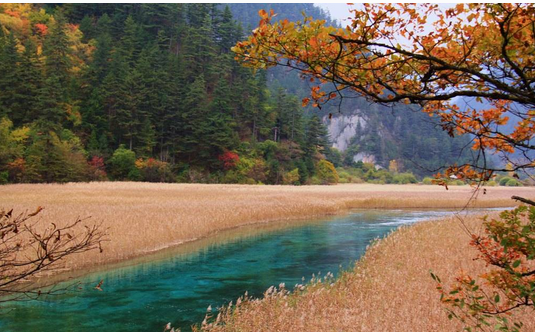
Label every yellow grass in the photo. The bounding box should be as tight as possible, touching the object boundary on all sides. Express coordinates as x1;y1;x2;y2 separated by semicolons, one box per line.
198;213;535;332
1;182;534;277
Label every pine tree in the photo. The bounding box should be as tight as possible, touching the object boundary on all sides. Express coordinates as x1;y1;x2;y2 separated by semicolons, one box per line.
180;74;209;164
182;11;216;80
216;6;236;53
16;40;44;127
43;11;71;86
0;32;21;121
38;10;73;131
114;68;145;150
136;117;156;157
120;15;143;67
305;115;329;157
160;53;185;161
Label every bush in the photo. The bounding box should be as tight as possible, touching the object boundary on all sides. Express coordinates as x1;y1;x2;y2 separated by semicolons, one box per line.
282;168;300;185
221;156;267;184
135;158;174;182
337;170;351;184
109;145;138;181
23;131;89;183
392;172;418;184
218;151;240;170
499;176;513;186
0;171;8;184
316;160;339;184
309;176;322;185
485;180;497;186
506;178;523;187
422;177;434;185
87;156;108;181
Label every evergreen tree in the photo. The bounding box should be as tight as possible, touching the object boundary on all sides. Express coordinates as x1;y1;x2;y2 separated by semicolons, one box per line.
182;12;216;80
180;74;209;163
216;6;236;53
0;32;19;117
114;68;145;150
120;15;143;66
38;10;74;131
305;115;329;157
161;53;185;162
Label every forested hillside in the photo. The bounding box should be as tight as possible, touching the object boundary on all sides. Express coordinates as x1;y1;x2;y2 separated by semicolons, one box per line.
228;3;474;177
0;3;472;185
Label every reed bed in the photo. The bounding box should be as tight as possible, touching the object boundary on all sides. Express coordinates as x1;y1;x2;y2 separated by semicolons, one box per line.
198;212;535;332
1;182;533;276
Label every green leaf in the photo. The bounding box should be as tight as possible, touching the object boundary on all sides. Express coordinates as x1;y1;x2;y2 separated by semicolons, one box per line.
494;294;500;303
513;259;521;268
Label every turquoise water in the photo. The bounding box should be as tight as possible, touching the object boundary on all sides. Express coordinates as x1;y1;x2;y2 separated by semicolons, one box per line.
0;209;486;331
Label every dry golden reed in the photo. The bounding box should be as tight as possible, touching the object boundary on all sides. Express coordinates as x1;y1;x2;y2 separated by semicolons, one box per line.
198;213;535;332
1;182;533;277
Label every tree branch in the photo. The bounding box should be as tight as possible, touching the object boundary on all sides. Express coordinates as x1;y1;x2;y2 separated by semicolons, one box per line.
511;196;535;206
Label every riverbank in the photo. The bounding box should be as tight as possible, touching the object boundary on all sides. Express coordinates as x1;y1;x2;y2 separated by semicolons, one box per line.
196;211;535;332
1;182;534;277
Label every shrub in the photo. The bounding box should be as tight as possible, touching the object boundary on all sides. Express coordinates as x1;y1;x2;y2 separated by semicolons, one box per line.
392;172;418;184
282;168;300;185
7;157;36;183
309;176;322;185
422;177;433;185
485;180;497;186
0;171;8;184
135;158;174;182
499;176;513;186
109;145;138;181
506;178;522;187
316;160;339;184
87;156;108;181
218;151;240;170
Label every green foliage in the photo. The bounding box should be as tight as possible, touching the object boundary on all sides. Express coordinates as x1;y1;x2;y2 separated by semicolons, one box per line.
499;176;513;186
109;145;139;181
135;158;174;182
316;160;338;185
0;117;25;168
422;177;434;185
0;4;491;186
505;178;523;187
392;173;417;184
0;171;8;184
282;168;300;185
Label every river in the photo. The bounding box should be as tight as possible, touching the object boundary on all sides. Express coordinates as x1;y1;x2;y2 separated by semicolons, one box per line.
0;209;493;331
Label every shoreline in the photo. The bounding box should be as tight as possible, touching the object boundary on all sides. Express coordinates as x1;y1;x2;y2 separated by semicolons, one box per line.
32;206;505;291
198;210;535;331
1;182;533;284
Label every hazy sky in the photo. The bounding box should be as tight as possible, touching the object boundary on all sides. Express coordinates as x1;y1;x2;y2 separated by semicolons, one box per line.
315;3;456;28
315;3;353;26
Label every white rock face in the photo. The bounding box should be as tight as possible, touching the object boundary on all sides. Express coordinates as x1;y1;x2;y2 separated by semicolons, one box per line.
324;112;366;152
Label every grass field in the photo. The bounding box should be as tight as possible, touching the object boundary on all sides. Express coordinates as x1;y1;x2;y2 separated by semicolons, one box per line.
197;212;535;332
1;182;534;277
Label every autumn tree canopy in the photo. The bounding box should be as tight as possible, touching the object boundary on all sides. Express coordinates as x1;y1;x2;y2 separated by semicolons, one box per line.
233;3;535;184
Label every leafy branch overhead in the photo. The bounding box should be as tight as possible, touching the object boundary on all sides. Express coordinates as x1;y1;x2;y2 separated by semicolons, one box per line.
233;4;535;184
